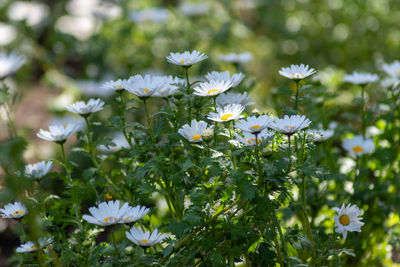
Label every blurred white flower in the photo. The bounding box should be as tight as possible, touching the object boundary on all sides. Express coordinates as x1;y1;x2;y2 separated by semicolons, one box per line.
178;119;212;143
333;204;364;240
126;227;166;247
8;1;49;27
381;76;400;88
0;23;17;46
82;200;130;226
152;76;185;97
205;71;244;87
343;72;379;85
218;52;253;63
0;201;27;219
130;8;170;23
49;116;86;132
119;205;150;224
37;124;80;143
234;129;274;146
25;161;53;179
16;237;54;253
125;74;165;98
193;80;233;97
101;79;128;92
207;104;245;122
235;115;274;134
179;2;209;16
279;64;316;80
55;15;100;40
307;129;334;142
216;92;254;107
270;115;311;135
342;135;375;157
77;80;113;97
166;50;207;67
98;132;132;152
0;52;25;79
381;60;400;77
65;98;105;116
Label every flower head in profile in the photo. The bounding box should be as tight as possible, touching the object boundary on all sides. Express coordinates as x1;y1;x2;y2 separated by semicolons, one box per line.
101;79;128;93
279;64;316;80
0;201;27;219
207;104;245;122
125;74;165;98
235;115;274;134
126;227;166;247
381;60;400;77
0;52;25;79
234;129;274;146
25;161;53;179
37;124;80;143
307;129;334;142
218;52;253;64
82;200;130;226
270;115;311;135
119;205;150;224
216;92;254;107
16;237;54;253
152;76;185;97
166;50;207;66
65;98;105;116
98;132;132;152
193;80;233;97
333;204;364;240
343;72;379;85
205;71;245;87
381;76;400;88
342;135;375;157
178;119;212;143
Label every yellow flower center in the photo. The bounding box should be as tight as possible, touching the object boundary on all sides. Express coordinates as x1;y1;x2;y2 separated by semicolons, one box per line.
292;73;304;78
221;114;233;121
250;125;261;129
207;89;219;94
141;239;149;243
192;134;201;140
117;85;122;88
30;245;37;249
397;70;400;75
143;88;149;93
13;210;24;215
352;146;364;153
339;214;350;226
124;217;131;220
103;216;116;223
180;60;185;63
247;138;261;144
105;193;112;200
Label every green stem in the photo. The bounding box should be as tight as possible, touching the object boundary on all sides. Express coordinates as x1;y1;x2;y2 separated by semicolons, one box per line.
118;92;133;148
294;80;300;112
184;66;192;122
228;121;237;170
84;117;98;167
59;143;72;183
143;98;155;143
361;84;366;139
272;210;288;265
300;175;315;265
287;134;292;168
255;133;264;189
111;230;121;260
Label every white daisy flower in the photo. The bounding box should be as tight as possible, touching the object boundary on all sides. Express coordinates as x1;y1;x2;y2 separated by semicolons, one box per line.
25;161;53;179
307;129;334;142
126;227;166;247
0;201;27;219
201;127;214;141
178;119;211;143
166;50;207;67
98;132;132;152
333;204;364;240
152;76;186;97
82;200;130;226
343;72;379;85
119;205;150;224
0;52;25;79
205;71;245;87
279;64;316;80
37;124;80;143
65;98;105;116
381;76;400;88
381;60;400;77
342;135;375;157
270;115;311;135
234;129;274;146
193;80;233;97
207;104;245;122
216;92;254;107
125;74;165;98
16;237;54;253
101;79;129;93
235;115;274;134
218;52;253;64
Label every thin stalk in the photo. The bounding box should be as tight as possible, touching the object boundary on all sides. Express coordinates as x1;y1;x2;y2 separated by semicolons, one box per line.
294;80;300;112
84;116;98;167
272;210;288;266
228;121;237;170
184;66;192;122
300;175;315;265
287;134;292;168
274;237;284;267
213;97;218;148
111;230;121;260
59;143;72;183
254;133;264;188
118;92;133;148
360;84;366;139
143;98;155;143
5;103;16;138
